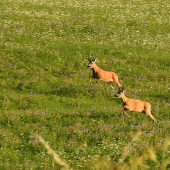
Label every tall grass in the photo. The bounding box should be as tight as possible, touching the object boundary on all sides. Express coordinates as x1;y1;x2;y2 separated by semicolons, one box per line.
34;132;170;170
0;0;170;169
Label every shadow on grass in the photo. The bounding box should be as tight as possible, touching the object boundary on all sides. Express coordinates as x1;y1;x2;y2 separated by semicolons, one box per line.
151;94;169;100
47;86;79;97
88;112;117;120
42;84;120;101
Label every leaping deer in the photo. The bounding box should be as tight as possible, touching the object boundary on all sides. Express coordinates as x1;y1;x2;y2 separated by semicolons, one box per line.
114;90;156;123
88;59;123;91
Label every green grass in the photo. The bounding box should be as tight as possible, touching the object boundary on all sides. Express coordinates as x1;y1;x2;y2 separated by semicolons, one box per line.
1;0;170;169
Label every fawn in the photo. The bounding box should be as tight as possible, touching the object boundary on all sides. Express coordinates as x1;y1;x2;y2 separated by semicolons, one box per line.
114;90;156;122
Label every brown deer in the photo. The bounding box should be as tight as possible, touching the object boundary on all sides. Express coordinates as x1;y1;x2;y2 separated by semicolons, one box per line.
88;59;123;91
114;90;156;122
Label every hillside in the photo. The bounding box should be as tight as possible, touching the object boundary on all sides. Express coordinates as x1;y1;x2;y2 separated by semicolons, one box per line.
0;0;170;169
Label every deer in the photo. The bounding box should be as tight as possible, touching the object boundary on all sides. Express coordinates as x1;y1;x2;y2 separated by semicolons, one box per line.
88;58;124;91
114;90;156;123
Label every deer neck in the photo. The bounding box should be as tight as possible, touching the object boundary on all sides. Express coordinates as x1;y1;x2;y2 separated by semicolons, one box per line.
92;64;100;73
121;94;128;103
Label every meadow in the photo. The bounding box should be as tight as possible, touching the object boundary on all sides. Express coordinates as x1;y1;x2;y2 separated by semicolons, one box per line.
0;0;170;169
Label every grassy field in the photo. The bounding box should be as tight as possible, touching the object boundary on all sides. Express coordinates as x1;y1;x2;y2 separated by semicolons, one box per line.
0;0;170;169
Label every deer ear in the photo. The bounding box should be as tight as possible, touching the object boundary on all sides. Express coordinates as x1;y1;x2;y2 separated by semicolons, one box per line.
88;58;91;62
119;86;124;91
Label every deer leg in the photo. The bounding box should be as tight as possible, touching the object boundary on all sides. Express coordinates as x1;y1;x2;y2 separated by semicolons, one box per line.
96;77;104;86
107;82;114;89
123;106;132;118
112;76;123;90
121;108;131;118
145;111;156;123
89;76;93;86
96;79;101;86
124;111;131;118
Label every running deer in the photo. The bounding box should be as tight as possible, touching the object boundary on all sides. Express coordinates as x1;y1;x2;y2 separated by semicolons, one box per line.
114;90;156;122
88;59;123;91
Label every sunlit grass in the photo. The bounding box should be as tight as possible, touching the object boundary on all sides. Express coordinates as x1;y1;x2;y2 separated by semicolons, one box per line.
0;0;170;169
